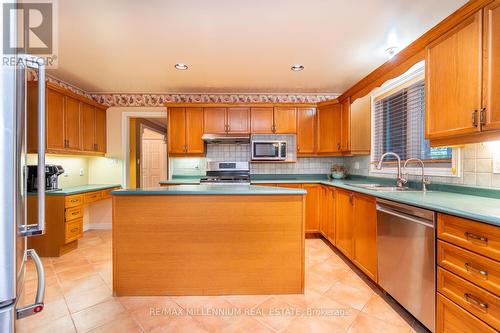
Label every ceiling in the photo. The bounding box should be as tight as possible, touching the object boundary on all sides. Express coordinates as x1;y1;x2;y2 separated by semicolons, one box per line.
50;0;467;94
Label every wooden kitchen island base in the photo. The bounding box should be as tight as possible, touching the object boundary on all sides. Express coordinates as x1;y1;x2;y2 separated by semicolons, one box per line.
112;188;305;296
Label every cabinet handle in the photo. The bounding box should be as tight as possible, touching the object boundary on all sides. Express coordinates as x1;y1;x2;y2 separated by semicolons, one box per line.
297;145;300;152
480;108;486;126
272;124;276;133
70;199;78;203
465;262;488;278
71;212;79;216
227;125;231;132
337;143;341;150
70;228;79;233
464;293;488;311
472;110;478;127
349;193;353;204
464;232;488;244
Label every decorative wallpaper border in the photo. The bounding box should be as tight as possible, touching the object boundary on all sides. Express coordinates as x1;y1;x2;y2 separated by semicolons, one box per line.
32;72;339;107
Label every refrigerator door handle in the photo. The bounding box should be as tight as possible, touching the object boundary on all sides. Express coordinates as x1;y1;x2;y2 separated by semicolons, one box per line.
16;249;45;319
20;57;45;237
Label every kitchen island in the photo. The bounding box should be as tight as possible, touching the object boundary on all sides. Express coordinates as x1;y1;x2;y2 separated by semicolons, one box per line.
111;185;306;296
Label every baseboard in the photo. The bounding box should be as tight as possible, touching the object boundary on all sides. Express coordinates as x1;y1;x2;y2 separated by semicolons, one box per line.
87;223;112;230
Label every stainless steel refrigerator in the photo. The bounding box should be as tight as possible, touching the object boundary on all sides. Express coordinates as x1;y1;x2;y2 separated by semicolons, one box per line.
1;23;47;333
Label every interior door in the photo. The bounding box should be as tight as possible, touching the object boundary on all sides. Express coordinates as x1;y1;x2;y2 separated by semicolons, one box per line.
250;107;274;133
297;107;316;155
273;107;297;134
141;128;166;188
81;103;96;152
226;107;250;133
203;108;226;134
483;0;500;131
45;89;65;150
64;97;81;151
425;11;483;140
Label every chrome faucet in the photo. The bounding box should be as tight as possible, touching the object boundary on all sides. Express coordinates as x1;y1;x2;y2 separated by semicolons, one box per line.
403;158;431;192
376;152;407;188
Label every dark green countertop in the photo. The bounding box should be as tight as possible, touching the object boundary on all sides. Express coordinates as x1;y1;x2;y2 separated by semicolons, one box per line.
42;184;121;196
112;184;306;196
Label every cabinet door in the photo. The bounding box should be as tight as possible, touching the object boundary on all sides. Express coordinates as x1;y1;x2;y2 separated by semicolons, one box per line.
425;11;482;140
335;189;353;258
483;0;500;131
340;99;351;152
81;103;96;152
95;109;107;153
303;184;320;233
319;186;328;237
64;97;81;150
227;107;250;133
326;188;336;245
168;108;186;154
297;107;316;155
317;104;341;154
250;107;274;133
274;107;297;134
185;107;204;154
204;108;227;134
46;89;65;150
352;193;377;281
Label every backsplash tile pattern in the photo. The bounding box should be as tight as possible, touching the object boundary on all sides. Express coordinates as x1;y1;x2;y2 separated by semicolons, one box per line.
344;143;500;188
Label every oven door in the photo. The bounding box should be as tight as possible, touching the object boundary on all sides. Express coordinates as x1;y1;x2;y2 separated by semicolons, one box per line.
252;141;281;160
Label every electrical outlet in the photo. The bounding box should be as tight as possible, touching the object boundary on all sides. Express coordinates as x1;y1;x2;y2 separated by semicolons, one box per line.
354;162;360;170
64;172;69;177
80;168;84;176
493;158;500;174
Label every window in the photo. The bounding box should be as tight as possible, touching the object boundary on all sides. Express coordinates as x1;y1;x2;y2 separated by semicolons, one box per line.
371;67;459;176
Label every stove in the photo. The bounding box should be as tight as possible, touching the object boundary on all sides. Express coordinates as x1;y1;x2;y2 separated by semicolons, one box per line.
200;161;250;185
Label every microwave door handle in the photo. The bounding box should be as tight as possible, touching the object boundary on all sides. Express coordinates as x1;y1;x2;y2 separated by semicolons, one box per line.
21;58;45;237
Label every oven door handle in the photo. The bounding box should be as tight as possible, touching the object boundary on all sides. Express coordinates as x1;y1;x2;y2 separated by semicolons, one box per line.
16;249;45;319
376;205;434;228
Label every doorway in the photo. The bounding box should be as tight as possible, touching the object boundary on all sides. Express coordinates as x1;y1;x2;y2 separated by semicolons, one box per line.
129;118;168;188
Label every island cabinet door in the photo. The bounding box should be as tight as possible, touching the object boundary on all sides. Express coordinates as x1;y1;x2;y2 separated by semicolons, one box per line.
226;107;250;134
335;189;354;258
185;107;204;154
352;193;377;282
274;107;297;134
204;107;227;134
297;107;316;155
168;107;186;154
250;107;274;133
425;10;483;141
303;184;320;233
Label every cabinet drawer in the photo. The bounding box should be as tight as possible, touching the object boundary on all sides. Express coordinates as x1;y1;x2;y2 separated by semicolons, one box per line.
438;214;500;260
65;194;83;208
65;218;83;244
437;294;497;333
438;267;500;330
65;206;83;221
101;188;115;199
84;191;102;204
438;240;500;295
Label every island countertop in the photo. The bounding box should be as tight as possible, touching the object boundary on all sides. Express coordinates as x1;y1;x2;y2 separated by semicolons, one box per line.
111;184;306;196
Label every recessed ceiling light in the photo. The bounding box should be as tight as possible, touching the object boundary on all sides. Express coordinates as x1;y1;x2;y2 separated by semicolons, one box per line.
290;64;304;72
175;63;188;70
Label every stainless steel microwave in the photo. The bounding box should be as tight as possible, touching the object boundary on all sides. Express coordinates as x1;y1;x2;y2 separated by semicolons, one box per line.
251;140;287;160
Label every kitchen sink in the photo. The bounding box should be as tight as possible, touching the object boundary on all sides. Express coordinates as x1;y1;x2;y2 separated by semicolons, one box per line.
346;183;420;192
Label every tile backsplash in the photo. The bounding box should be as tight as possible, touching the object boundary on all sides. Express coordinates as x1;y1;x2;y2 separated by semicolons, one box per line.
344;143;500;188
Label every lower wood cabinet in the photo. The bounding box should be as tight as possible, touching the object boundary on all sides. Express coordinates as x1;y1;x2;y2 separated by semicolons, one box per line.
352;193;377;281
335;189;354;258
303;184;320;233
319;186;335;244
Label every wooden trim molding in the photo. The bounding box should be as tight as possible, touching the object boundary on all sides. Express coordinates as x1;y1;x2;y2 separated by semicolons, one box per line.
164;102;320;108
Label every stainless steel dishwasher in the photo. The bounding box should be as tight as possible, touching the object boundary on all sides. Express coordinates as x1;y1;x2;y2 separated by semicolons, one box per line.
376;199;436;332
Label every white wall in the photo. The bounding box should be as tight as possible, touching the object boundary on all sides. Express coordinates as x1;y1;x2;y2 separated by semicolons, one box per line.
27;154;89;187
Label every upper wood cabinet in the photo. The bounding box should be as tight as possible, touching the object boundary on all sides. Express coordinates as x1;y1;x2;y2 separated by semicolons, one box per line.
297;107;316;155
349;95;371;155
426;6;500;145
317;103;341;154
250;107;274;133
340;98;351;152
250;107;297;134
28;83;107;156
168;107;204;156
204;107;250;134
274;107;297;133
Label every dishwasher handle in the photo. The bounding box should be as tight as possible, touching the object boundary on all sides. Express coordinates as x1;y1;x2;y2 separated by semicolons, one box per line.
376;204;435;228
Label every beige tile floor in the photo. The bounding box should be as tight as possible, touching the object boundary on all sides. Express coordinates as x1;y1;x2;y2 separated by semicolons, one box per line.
17;230;429;333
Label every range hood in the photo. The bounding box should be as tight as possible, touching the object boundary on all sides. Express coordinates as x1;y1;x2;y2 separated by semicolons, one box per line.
202;134;250;144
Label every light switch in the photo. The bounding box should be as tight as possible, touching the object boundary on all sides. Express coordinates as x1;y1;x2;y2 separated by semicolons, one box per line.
493;158;500;174
354;162;360;170
80;168;84;176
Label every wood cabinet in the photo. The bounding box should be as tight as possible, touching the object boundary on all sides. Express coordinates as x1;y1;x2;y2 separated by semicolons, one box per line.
426;6;500;145
303;184;320;233
335;189;354;258
251;107;296;134
317;103;341;154
28;83;107;155
168;107;204;156
319;186;335;244
340;98;351;152
297;107;316;155
352;193;377;281
204;107;250;134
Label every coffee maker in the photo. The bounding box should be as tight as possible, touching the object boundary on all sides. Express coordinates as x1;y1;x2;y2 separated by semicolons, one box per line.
27;165;65;192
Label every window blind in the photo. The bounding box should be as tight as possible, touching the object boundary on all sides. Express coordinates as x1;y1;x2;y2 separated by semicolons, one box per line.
372;80;452;166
